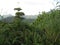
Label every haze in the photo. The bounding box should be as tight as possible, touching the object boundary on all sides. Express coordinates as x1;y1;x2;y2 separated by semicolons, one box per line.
0;0;56;15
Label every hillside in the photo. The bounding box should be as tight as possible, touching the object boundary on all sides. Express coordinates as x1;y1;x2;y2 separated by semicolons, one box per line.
0;15;38;23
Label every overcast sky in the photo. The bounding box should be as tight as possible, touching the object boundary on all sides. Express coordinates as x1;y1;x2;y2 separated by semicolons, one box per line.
0;0;57;15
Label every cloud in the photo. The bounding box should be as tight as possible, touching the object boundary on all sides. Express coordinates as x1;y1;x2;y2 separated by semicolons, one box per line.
0;0;55;15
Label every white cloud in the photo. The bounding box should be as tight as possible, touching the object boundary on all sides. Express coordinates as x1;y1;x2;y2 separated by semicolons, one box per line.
0;0;55;15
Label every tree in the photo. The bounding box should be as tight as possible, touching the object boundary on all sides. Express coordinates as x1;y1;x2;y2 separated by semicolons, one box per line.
14;7;25;18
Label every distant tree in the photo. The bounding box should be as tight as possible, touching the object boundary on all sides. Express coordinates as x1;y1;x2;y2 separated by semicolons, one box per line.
14;7;25;18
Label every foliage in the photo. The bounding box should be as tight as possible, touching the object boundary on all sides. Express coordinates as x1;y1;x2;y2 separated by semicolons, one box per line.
14;8;22;11
14;7;25;18
0;7;60;45
0;17;41;45
0;7;39;45
15;12;25;18
33;9;60;45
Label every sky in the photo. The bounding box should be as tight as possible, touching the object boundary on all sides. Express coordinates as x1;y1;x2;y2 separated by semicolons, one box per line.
0;0;58;15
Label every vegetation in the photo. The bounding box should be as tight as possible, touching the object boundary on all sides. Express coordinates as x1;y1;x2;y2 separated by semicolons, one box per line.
14;7;25;18
0;3;60;45
33;9;60;45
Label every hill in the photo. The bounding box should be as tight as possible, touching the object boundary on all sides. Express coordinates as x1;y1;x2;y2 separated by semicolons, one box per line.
0;15;38;23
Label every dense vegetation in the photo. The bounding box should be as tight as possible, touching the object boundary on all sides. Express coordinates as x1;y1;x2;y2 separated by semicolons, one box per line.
33;9;60;45
0;4;60;45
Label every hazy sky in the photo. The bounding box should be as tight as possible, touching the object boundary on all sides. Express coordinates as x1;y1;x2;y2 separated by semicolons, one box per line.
0;0;57;15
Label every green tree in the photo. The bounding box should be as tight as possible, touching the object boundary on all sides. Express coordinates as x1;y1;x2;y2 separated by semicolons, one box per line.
14;7;25;18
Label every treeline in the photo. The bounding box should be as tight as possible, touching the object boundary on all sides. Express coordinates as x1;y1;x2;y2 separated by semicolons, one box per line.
0;8;60;45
